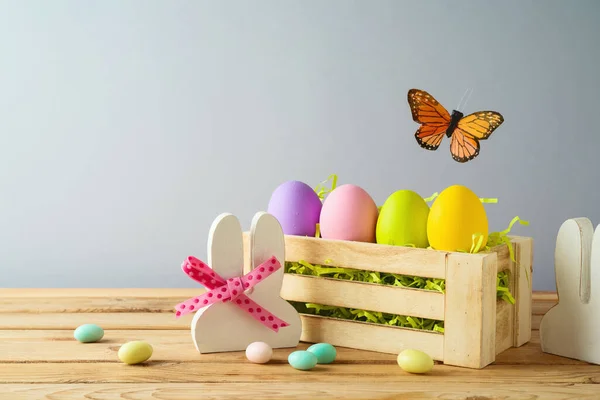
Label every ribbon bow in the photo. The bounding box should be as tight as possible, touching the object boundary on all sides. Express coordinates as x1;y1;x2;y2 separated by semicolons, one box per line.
174;255;289;332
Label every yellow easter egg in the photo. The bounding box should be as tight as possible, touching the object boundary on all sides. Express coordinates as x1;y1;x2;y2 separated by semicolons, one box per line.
427;185;488;252
118;341;153;365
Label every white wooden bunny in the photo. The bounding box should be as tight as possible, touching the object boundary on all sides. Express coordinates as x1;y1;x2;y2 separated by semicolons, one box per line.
540;217;600;364
175;212;302;353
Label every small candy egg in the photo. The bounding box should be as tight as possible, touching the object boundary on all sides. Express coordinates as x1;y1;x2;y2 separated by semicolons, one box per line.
245;341;273;364
288;350;318;371
73;324;104;343
397;349;434;374
307;343;337;364
118;341;153;365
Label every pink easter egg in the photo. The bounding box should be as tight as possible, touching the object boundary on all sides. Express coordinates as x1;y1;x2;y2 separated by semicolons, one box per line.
245;341;273;364
319;184;378;242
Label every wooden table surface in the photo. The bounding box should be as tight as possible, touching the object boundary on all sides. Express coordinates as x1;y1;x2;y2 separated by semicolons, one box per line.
1;290;598;400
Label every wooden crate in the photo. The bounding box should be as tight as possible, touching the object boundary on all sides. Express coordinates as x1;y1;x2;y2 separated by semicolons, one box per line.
244;235;533;369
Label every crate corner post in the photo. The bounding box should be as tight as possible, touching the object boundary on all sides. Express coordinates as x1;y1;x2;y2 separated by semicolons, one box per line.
444;252;498;369
513;236;534;347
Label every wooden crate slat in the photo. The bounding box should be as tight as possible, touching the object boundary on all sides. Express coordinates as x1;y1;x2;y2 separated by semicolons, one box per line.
298;314;444;360
284;235;448;279
282;274;445;321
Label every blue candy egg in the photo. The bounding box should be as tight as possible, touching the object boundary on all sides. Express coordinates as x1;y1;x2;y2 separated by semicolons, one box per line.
74;324;104;343
288;350;318;371
307;343;337;364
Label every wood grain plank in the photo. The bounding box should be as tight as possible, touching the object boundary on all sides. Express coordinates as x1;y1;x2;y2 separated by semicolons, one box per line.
0;305;551;331
0;313;186;330
0;290;557;314
0;329;582;366
0;297;191;313
1;363;599;384
2;383;599;400
0;330;396;363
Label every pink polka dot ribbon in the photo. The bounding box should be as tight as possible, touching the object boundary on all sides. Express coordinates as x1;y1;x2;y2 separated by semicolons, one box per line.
174;255;289;333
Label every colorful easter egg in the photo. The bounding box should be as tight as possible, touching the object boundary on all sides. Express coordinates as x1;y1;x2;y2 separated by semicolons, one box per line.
118;341;153;365
307;343;337;364
73;324;104;343
245;341;273;364
397;349;434;374
319;184;378;242
376;190;430;248
267;180;322;236
288;350;318;370
427;185;488;252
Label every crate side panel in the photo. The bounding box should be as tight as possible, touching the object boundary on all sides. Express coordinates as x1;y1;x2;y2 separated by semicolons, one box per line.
444;253;497;369
299;314;444;360
495;299;514;355
514;237;533;347
282;274;445;320
285;235;447;278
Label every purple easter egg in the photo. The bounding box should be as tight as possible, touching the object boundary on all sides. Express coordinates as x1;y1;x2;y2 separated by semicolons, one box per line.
267;180;322;236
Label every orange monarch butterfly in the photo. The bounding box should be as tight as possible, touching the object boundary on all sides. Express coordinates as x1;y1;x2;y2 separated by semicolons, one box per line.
407;88;504;163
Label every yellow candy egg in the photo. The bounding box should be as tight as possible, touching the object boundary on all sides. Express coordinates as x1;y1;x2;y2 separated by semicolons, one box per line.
118;341;153;365
397;349;434;374
427;185;488;252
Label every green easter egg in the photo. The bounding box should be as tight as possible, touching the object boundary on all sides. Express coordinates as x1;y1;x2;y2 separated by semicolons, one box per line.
307;343;337;364
73;324;104;343
288;350;317;370
376;190;430;248
118;341;153;365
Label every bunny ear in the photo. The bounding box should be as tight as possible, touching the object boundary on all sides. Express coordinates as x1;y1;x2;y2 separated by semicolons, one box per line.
250;212;285;284
207;213;244;280
555;218;594;305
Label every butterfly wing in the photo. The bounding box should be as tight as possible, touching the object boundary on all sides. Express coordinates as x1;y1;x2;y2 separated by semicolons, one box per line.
408;89;451;151
450;111;504;163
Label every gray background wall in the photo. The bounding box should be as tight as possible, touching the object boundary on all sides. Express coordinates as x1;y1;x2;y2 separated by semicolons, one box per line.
1;0;599;290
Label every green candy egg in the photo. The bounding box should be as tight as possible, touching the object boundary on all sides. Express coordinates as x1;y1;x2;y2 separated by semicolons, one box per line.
307;343;337;364
73;324;104;343
376;190;430;248
118;341;153;365
288;350;317;370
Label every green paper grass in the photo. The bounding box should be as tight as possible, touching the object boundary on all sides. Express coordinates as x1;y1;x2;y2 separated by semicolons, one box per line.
285;261;514;333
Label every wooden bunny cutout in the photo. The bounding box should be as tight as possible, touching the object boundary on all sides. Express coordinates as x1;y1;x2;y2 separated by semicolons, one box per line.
189;212;302;353
540;217;600;364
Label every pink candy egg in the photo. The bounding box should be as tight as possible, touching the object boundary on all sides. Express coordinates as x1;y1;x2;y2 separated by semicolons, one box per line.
319;184;378;242
245;341;273;364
